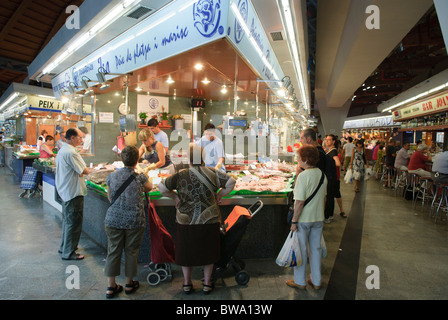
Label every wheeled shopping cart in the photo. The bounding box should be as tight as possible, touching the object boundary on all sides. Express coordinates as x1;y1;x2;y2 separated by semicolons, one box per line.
143;196;175;286
19;166;42;198
214;200;264;286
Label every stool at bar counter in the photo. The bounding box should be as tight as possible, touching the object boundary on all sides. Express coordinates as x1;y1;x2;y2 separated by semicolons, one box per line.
413;175;433;211
403;172;419;201
380;165;396;190
394;167;408;196
431;183;448;223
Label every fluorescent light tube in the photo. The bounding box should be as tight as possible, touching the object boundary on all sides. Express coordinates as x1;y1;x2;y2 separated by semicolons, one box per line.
136;12;176;37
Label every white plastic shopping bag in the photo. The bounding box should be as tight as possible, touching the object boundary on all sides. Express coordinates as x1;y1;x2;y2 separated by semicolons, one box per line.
321;234;327;259
364;167;373;180
344;168;353;184
276;231;302;267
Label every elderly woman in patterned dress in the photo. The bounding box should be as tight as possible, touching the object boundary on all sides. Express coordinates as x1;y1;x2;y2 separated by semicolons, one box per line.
159;143;236;295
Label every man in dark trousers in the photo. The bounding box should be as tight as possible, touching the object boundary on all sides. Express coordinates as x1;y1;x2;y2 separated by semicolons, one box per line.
55;128;90;260
325;134;346;219
299;128;337;223
384;139;397;187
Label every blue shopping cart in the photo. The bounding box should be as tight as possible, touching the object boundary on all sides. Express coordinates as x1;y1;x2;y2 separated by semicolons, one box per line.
19;166;42;198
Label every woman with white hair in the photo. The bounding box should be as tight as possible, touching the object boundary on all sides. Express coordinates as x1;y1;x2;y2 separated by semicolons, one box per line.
408;144;432;178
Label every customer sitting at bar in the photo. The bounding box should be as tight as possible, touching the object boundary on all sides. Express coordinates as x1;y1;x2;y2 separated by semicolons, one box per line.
408;144;432;178
104;146;153;299
39;135;55;159
431;151;448;184
394;142;411;171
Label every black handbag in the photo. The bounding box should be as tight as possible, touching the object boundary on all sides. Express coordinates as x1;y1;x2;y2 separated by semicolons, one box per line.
287;172;325;225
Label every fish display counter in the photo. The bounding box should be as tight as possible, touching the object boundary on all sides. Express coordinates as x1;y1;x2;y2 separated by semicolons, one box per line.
82;161;296;263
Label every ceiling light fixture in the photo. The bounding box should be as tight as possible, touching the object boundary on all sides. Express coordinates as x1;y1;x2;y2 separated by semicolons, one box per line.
68;82;82;95
135;11;176;37
81;76;96;95
221;85;228;94
195;63;204;71
166;75;175;84
178;0;196;12
0;92;19;112
277;0;310;113
97;67;111;90
96;67;133;90
201;78;211;84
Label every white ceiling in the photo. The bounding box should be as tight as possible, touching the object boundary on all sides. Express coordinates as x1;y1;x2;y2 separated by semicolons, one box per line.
252;0;310;110
315;0;434;109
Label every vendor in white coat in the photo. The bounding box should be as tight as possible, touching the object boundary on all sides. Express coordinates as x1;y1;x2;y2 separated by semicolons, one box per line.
195;123;225;173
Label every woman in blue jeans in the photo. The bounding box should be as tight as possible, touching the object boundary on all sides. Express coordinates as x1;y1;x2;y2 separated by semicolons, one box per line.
287;145;327;290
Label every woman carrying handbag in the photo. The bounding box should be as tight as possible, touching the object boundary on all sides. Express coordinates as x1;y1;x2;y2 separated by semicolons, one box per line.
104;146;153;299
159;143;236;295
287;145;327;290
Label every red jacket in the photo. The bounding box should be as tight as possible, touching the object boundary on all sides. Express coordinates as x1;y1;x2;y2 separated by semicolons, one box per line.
408;151;428;171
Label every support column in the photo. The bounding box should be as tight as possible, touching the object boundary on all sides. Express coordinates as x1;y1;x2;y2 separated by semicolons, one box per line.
317;96;352;136
434;0;448;53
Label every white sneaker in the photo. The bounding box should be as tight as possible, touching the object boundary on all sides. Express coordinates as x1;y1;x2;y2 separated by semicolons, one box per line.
324;218;331;224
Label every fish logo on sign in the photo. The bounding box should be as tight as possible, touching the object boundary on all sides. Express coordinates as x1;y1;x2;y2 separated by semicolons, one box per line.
149;98;159;109
193;0;223;38
234;0;248;44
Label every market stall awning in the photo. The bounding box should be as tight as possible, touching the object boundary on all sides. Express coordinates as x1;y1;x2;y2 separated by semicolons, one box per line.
30;0;310;123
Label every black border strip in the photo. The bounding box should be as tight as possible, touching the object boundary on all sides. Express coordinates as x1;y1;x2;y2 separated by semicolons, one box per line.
324;180;366;300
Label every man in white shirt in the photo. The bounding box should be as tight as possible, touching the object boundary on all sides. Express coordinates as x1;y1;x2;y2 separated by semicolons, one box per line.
78;127;91;154
55;128;89;260
56;130;66;151
196;123;225;173
394;142;411;170
342;137;355;172
432;151;448;184
147;118;169;155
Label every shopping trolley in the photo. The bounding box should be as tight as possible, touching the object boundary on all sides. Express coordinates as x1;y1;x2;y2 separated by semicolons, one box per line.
143;195;175;286
214;200;264;285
